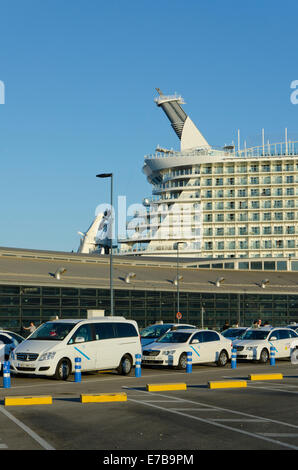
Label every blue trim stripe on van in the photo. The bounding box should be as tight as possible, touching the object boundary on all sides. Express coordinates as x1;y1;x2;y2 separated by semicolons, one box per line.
74;347;90;360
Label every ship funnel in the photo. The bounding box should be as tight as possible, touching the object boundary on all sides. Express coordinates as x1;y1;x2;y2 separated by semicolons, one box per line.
154;88;209;151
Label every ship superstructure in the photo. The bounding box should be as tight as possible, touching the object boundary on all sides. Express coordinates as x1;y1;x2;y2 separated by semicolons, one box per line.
119;89;298;259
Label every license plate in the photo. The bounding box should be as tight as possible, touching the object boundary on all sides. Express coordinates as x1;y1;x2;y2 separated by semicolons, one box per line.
18;362;34;368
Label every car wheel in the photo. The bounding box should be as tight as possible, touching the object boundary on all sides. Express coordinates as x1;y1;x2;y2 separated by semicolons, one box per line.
118;355;133;376
177;353;187;370
54;358;71;380
259;348;269;363
217;349;228;367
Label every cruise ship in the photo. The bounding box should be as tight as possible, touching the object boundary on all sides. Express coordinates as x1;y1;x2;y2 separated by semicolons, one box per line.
118;89;298;259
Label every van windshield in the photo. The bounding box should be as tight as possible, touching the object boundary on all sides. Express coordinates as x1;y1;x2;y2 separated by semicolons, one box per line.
29;322;76;341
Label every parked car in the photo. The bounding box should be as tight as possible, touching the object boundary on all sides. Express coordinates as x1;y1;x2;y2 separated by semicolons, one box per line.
142;328;232;369
233;327;298;363
9;317;141;380
0;330;25;360
221;327;248;341
140;323;197;347
287;323;298;333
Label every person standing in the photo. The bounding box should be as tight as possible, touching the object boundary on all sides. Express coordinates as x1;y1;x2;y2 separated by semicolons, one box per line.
23;321;36;335
222;320;230;331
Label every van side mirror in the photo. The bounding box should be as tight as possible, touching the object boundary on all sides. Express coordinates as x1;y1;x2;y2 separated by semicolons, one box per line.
270;336;277;341
191;339;199;344
74;336;85;343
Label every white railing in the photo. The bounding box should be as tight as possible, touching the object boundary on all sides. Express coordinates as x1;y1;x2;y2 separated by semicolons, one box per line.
144;141;298;160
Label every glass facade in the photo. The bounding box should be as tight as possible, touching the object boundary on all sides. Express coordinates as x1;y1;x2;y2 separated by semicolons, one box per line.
1;284;297;334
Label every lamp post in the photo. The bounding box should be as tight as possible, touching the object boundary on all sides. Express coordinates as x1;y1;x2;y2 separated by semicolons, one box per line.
175;242;185;322
96;173;114;316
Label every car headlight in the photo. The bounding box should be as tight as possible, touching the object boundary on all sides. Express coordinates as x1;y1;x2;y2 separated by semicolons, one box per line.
10;350;15;360
245;346;255;351
39;352;56;361
162;350;176;355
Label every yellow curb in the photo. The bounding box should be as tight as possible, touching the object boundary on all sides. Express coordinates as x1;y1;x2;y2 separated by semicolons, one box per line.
5;396;52;406
208;381;247;389
80;393;127;403
248;373;283;381
146;383;187;392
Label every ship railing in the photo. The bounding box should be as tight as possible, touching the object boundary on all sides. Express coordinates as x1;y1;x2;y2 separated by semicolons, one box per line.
144;141;298;160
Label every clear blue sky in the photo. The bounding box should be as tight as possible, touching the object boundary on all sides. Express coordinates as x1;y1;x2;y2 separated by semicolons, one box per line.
0;0;297;252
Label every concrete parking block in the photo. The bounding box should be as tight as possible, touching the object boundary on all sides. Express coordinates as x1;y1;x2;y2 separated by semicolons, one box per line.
4;396;53;406
248;373;283;381
208;381;247;389
80;392;127;403
146;383;187;392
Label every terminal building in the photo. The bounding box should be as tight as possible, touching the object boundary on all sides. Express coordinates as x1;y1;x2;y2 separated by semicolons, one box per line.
0;246;297;333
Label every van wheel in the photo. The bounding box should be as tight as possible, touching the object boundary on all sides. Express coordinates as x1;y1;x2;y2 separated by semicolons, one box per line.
217;350;228;367
118;355;133;375
259;348;269;363
54;358;71;380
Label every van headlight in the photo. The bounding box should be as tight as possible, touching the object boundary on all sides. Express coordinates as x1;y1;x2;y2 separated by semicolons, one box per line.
162;350;176;355
39;352;56;361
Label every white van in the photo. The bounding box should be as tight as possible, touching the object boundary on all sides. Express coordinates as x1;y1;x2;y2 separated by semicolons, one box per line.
9;317;141;380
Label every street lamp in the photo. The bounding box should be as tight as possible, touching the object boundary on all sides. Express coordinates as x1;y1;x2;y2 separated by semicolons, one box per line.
175;242;185;322
96;172;114;316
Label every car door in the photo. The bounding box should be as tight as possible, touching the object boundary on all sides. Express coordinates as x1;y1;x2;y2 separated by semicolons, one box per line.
268;329;283;358
202;331;221;362
189;332;206;364
273;329;292;358
67;324;96;371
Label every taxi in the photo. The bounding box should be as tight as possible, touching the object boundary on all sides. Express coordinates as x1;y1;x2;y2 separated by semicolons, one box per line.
142;328;232;369
233;327;298;362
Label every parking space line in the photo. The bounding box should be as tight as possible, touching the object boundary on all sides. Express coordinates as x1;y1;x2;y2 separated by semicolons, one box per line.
126;389;298;450
0;405;55;450
210;418;269;422
259;433;298;437
127;397;298;450
248;384;298;395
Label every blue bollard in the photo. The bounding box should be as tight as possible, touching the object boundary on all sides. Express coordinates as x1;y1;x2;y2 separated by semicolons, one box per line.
3;361;11;388
74;357;81;382
135;354;141;378
186;351;192;373
270;346;275;366
231;348;237;369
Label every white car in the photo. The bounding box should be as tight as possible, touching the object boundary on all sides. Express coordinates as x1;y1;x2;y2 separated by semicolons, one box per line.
233;327;298;363
0;330;25;360
140;323;197;347
141;328;232;369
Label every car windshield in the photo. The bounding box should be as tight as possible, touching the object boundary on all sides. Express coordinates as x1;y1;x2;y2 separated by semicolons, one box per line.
222;328;245;338
241;329;269;340
141;325;171;339
29;322;76;341
157;331;192;344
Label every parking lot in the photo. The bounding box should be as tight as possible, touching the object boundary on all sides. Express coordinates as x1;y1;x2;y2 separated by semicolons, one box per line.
1;360;298;454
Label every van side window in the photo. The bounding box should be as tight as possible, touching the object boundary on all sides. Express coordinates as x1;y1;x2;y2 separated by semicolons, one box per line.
94;323;115;340
68;324;93;344
115;323;138;338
